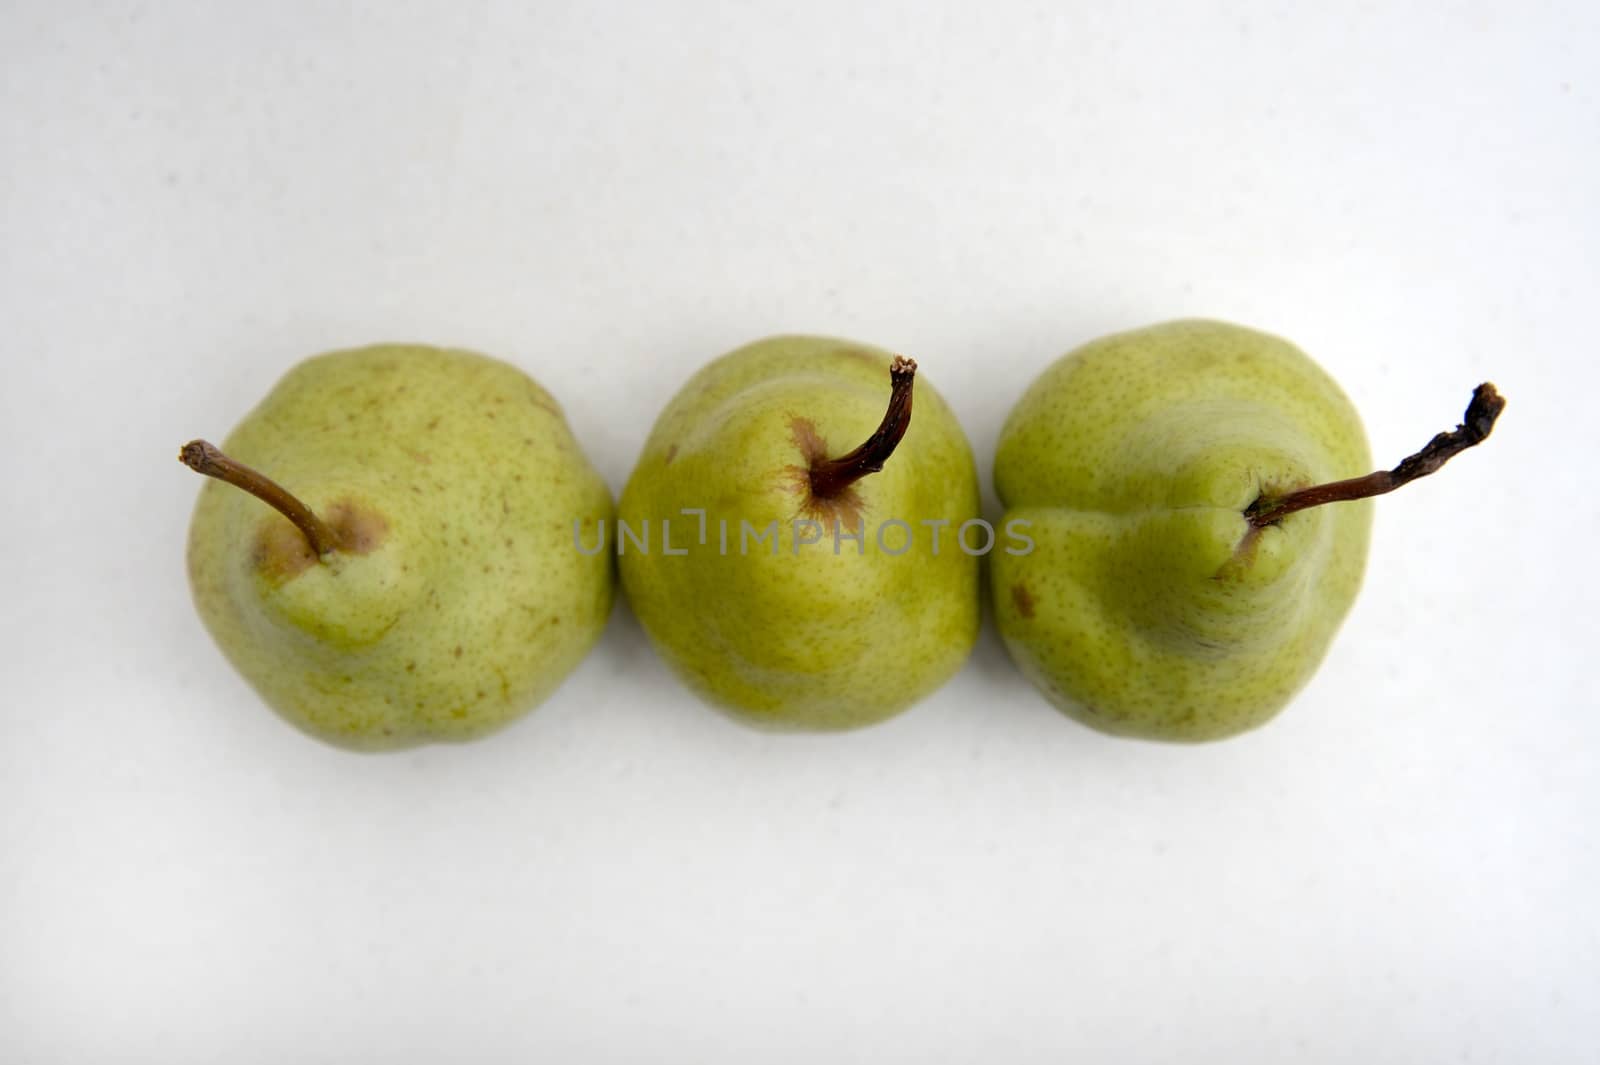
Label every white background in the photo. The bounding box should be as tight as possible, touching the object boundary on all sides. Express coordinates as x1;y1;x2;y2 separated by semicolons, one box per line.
3;1;1596;1061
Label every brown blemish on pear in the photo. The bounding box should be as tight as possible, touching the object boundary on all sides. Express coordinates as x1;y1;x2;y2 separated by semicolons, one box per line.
783;418;868;533
252;517;318;581
1011;582;1036;619
252;500;389;583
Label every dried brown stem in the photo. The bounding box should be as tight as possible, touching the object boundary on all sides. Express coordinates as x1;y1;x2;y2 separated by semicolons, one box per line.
809;356;917;499
179;440;341;557
1246;383;1506;528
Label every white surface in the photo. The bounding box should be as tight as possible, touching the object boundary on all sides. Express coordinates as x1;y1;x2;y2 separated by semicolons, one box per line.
3;2;1596;1061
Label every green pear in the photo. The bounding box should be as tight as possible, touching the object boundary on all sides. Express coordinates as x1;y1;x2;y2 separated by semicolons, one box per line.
992;319;1504;742
617;336;980;729
181;343;614;750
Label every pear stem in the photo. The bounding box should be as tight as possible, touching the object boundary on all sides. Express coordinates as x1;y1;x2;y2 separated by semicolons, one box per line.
1245;383;1506;528
809;355;917;498
178;440;341;557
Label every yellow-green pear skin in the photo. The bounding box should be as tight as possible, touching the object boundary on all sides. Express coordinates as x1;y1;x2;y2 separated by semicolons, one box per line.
618;336;980;730
186;344;614;750
991;320;1373;742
